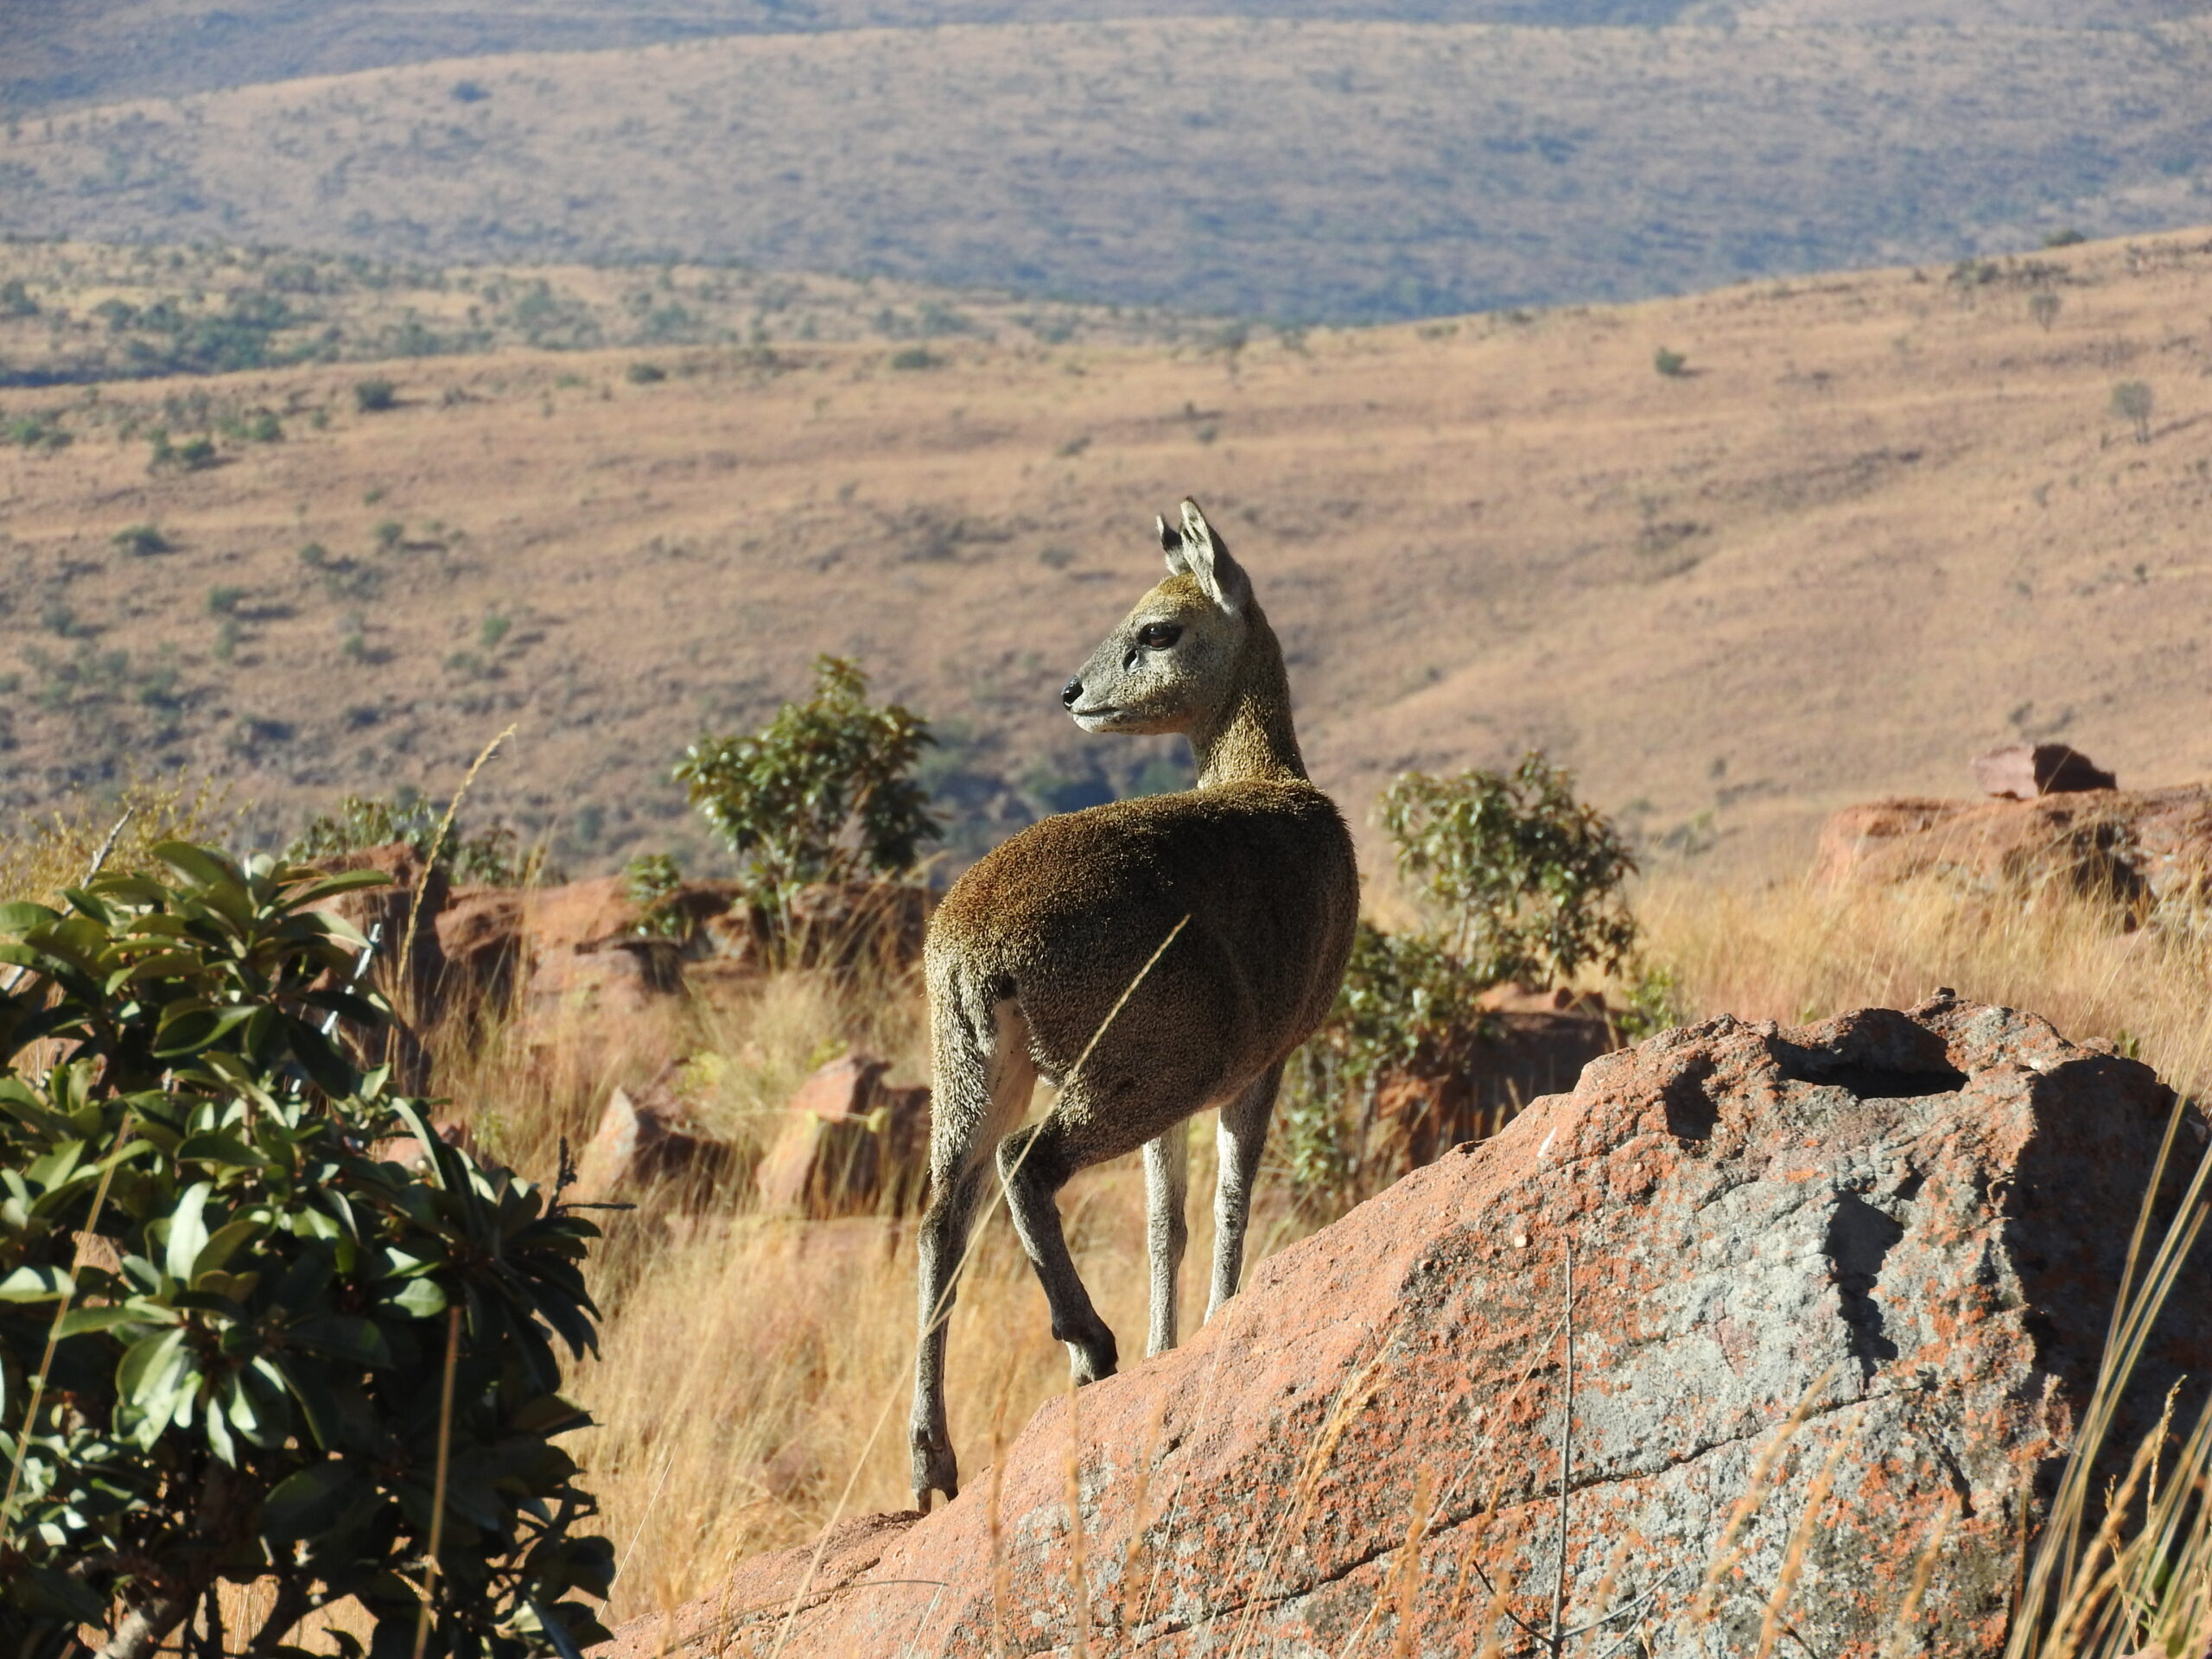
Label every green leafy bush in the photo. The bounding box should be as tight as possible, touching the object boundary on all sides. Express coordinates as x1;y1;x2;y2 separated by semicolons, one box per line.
0;846;609;1659
674;655;938;932
621;853;686;939
1376;753;1639;988
1653;346;1688;378
287;793;550;888
623;362;665;385
353;378;397;413
1288;753;1638;1198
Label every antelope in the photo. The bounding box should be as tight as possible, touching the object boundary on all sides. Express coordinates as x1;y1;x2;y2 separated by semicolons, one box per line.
910;499;1359;1510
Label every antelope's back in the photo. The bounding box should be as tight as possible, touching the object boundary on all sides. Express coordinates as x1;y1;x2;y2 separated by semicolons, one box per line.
931;779;1358;1079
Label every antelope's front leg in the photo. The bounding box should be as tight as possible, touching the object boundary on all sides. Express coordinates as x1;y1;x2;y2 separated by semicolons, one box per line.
1144;1120;1190;1356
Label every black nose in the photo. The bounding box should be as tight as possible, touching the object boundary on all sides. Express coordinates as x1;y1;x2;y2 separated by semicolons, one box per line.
1061;677;1084;709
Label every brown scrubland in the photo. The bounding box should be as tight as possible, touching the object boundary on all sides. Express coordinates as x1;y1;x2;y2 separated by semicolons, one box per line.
6;226;2212;1649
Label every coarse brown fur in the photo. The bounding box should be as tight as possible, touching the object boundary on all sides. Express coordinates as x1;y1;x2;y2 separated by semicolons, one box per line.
910;499;1358;1509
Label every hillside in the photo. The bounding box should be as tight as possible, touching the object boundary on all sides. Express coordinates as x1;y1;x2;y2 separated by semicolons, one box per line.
2;227;2209;881
0;240;1195;389
4;17;2209;319
10;0;2197;114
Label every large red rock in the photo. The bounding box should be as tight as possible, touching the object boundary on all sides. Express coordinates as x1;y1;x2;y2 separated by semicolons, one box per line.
754;1052;931;1217
570;1076;734;1206
600;995;2210;1658
1814;785;2212;907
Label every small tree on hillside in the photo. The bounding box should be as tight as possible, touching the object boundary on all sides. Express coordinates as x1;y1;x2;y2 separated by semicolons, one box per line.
674;656;938;935
2112;380;2155;444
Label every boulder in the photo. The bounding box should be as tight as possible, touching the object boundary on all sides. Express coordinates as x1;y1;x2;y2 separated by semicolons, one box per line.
1372;985;1615;1168
1815;784;2212;908
570;1077;735;1206
1970;742;2117;800
435;886;526;1017
601;995;2211;1658
754;1052;931;1217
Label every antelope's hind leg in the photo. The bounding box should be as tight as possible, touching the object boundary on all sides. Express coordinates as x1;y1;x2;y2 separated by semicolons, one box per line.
910;985;1035;1511
1144;1120;1190;1357
999;1111;1120;1386
1208;1061;1284;1320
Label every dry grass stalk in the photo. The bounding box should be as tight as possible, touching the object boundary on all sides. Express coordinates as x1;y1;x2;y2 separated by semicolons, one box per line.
1688;1364;1839;1626
1387;1466;1439;1659
1223;1349;1391;1659
1751;1423;1855;1659
1878;1497;1956;1659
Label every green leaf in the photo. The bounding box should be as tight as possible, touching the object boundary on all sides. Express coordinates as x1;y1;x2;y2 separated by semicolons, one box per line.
191;1216;264;1284
287;1313;392;1368
0;900;61;936
0;1264;74;1302
288;869;395;906
177;1130;270;1169
382;1277;448;1319
165;1181;213;1282
262;1460;369;1542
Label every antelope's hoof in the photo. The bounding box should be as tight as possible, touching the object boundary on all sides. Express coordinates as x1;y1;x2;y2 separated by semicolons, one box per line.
912;1433;959;1511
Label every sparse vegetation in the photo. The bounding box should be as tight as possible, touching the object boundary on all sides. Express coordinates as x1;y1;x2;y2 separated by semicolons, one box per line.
2113;379;2155;443
109;524;171;558
1653;346;1688;377
353;377;398;412
2031;289;2063;330
675;655;938;934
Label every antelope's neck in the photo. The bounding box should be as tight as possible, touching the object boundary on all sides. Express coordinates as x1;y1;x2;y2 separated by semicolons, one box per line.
1191;607;1307;787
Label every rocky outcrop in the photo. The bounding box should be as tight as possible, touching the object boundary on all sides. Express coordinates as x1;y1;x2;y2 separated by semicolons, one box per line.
1969;742;2116;801
601;995;2210;1659
1815;785;2212;909
1372;984;1615;1169
754;1052;931;1217
571;1075;736;1207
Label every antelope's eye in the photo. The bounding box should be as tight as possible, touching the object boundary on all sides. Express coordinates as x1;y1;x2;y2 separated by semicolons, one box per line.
1135;622;1182;650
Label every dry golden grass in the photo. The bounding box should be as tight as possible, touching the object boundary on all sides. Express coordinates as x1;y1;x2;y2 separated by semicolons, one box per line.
1641;870;2212;1098
0;769;240;905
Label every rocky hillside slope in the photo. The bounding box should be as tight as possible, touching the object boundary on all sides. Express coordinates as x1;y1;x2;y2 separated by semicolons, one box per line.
601;995;2212;1656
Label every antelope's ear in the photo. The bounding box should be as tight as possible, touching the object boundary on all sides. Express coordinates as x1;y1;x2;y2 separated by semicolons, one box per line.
1177;498;1249;615
1159;512;1189;576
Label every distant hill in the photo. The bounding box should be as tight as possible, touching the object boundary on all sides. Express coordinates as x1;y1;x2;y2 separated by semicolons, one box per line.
4;16;2209;321
2;228;2208;880
11;1;2196;114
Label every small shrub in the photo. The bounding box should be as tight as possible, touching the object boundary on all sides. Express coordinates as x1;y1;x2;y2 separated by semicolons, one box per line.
887;346;940;372
1653;346;1688;378
175;435;217;471
3;412;70;451
675;655;939;932
1038;545;1077;569
2029;290;2063;331
297;541;328;568
479;612;512;650
244;409;283;442
625;360;666;384
0;848;610;1659
212;617;242;663
111;524;170;558
372;518;404;552
2113;380;2155;444
353;377;397;412
623;851;687;938
287;792;548;887
2044;226;2088;248
206;584;246;616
